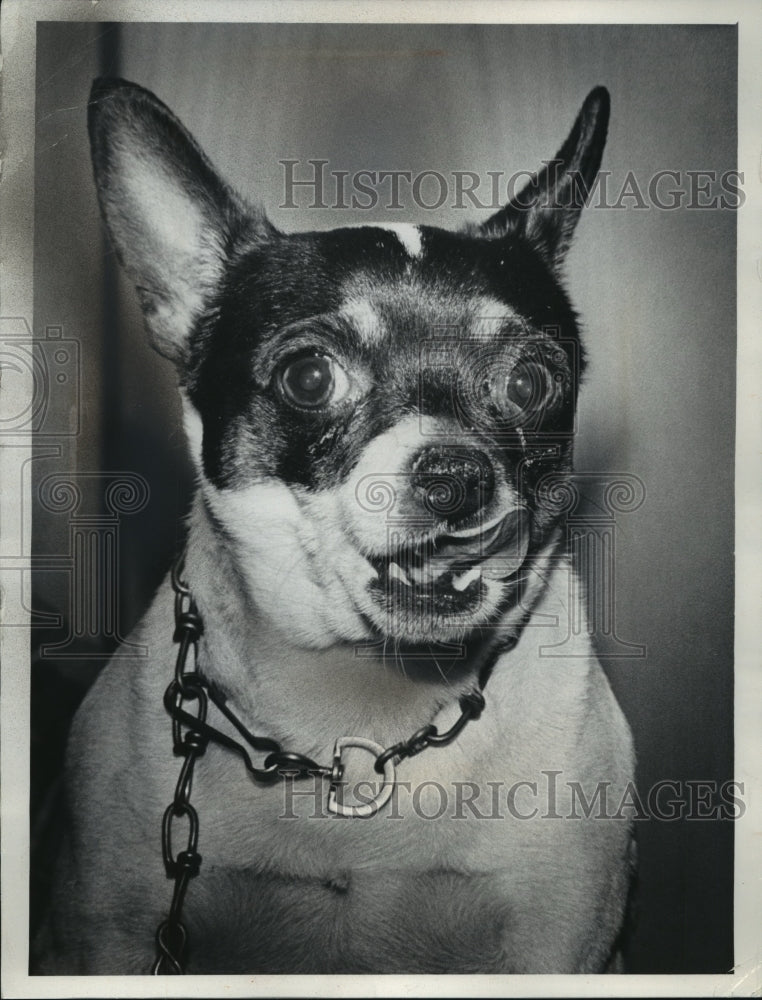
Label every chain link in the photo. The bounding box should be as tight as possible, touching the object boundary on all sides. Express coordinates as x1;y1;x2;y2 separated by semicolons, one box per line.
371;632;521;774
152;563;207;976
374;688;487;774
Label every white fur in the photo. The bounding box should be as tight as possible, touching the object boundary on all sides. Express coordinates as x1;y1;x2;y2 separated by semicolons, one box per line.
202;477;373;648
471;297;520;332
339;297;383;344
109;155;224;357
341;222;423;259
372;222;423;258
180;390;204;467
122;159;214;275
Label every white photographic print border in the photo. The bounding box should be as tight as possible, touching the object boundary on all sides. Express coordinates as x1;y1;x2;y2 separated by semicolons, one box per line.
1;1;760;996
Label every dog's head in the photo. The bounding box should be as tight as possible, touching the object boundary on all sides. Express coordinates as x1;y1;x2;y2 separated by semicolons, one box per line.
88;79;608;648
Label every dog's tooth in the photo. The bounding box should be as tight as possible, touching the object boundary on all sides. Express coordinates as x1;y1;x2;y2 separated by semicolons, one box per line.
409;560;439;585
388;560;412;586
452;566;481;592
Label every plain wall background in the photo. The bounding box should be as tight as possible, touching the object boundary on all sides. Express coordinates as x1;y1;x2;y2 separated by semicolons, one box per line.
32;21;736;973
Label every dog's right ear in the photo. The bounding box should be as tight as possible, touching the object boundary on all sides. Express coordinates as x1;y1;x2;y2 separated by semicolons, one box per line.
88;78;265;366
477;87;610;269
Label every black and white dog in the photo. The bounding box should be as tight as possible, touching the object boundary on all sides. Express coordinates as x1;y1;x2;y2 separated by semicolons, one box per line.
35;79;634;974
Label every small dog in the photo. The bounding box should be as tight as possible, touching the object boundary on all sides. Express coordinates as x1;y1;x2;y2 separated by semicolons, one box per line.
35;78;635;974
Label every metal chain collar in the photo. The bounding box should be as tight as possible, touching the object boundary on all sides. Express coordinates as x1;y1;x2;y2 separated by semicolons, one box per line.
152;563;208;974
153;556;508;974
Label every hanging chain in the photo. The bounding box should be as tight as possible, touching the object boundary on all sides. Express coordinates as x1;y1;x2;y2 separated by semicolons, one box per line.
152;562;207;975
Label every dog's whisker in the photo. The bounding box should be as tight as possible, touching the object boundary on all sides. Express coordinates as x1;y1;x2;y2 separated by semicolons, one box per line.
394;637;409;681
431;654;450;687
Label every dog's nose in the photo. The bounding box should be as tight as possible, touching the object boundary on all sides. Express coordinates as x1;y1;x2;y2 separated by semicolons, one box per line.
410;446;495;525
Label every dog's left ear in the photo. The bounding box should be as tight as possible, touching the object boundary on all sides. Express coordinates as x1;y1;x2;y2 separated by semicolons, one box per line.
88;78;269;367
478;87;610;268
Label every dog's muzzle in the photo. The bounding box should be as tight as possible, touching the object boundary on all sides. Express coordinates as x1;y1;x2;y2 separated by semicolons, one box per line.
368;504;531;616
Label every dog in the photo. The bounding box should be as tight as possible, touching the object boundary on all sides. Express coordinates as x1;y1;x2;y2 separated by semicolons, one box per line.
34;78;635;975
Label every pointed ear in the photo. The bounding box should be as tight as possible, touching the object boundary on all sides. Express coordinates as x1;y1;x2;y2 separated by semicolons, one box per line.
478;87;610;268
88;78;265;365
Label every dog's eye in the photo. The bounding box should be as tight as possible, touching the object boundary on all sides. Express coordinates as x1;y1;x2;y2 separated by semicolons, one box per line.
504;361;548;409
483;360;558;420
279;354;349;409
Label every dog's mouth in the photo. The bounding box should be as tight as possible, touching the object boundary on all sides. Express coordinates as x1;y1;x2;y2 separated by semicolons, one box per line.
368;508;531;618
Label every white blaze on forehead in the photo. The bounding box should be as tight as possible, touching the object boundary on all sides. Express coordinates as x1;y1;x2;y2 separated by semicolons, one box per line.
342;221;424;259
373;223;424;259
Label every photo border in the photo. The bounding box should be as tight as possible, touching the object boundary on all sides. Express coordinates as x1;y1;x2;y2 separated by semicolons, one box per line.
2;1;760;996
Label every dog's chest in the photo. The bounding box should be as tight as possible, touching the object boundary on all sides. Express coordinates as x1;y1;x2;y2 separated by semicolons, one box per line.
173;721;576;974
175;730;515;972
183;861;513;973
